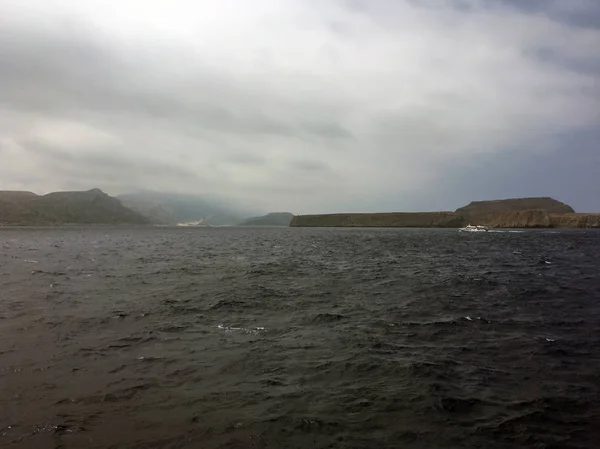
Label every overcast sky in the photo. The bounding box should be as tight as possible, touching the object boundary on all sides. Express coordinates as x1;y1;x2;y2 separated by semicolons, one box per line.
1;0;599;213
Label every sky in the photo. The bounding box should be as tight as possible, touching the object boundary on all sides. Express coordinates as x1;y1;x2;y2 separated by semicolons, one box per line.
1;0;599;214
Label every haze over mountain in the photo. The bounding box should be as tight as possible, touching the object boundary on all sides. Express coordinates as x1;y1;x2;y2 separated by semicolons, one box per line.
238;213;294;227
1;1;599;213
117;191;253;225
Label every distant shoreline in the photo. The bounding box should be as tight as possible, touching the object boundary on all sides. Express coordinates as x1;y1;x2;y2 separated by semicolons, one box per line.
290;211;600;229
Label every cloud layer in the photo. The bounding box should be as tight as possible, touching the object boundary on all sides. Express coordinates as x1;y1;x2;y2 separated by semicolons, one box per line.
1;0;599;213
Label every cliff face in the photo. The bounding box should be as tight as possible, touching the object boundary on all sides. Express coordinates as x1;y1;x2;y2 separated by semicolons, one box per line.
0;189;149;225
475;210;551;228
290;212;465;228
550;213;600;228
475;211;600;228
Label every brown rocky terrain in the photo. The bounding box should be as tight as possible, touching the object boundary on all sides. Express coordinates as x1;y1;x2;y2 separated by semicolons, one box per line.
468;211;598;229
0;188;149;225
290;198;600;228
456;197;574;215
550;213;600;228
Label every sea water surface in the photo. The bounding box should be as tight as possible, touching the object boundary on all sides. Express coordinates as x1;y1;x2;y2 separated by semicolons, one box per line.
1;227;599;448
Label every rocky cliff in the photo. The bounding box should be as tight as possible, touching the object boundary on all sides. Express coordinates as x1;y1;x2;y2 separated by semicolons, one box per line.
550;213;600;228
0;189;149;225
474;211;600;228
475;210;551;228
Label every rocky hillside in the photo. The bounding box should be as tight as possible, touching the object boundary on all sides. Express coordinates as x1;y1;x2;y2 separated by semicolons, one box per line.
0;189;149;225
238;213;294;227
476;210;551;228
456;197;574;215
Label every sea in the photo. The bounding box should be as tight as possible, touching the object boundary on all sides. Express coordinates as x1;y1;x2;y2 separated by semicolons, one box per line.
1;227;599;449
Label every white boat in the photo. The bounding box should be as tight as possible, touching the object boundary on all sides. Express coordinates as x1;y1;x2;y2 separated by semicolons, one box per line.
459;224;488;232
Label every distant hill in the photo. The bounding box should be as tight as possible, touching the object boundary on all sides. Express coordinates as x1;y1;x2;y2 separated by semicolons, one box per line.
238;212;294;227
0;188;148;225
456;197;574;215
117;191;245;225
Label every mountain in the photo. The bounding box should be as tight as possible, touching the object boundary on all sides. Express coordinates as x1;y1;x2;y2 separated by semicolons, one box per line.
0;188;148;225
117;191;245;225
238;212;294;227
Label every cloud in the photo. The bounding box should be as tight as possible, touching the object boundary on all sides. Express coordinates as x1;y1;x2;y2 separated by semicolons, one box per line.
0;0;598;213
293;160;332;172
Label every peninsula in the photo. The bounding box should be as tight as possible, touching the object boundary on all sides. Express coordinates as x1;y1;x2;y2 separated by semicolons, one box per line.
290;197;600;229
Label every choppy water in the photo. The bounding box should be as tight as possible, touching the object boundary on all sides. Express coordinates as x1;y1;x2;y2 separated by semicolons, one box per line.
1;227;600;449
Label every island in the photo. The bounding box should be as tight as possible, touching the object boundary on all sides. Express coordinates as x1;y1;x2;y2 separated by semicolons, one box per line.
290;197;600;229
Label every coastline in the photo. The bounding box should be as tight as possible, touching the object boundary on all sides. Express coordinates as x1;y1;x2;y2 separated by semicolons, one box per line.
290;211;600;229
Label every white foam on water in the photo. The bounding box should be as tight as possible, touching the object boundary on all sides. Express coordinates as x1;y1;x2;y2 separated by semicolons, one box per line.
217;324;266;335
488;230;525;234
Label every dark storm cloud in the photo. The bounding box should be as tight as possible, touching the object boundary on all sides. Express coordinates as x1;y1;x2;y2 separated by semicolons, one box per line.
491;0;600;29
528;47;600;77
300;122;354;140
292;160;332;172
227;153;267;166
1;0;599;213
416;127;600;213
24;141;199;182
398;0;600;29
0;21;348;140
